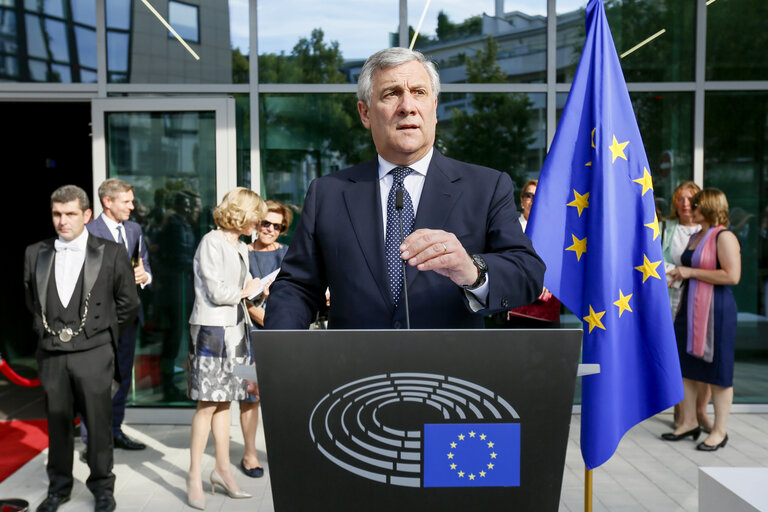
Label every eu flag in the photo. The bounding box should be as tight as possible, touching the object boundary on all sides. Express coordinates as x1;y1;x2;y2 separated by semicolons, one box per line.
422;423;520;487
526;0;684;469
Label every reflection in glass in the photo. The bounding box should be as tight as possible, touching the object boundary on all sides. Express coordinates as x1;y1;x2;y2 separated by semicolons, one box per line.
107;31;128;73
259;94;375;208
25;15;69;62
75;26;96;68
438;92;545;193
71;0;96;26
257;1;395;84
704;92;768;403
706;0;768;80
557;0;694;83
411;0;547;84
106;111;217;405
106;0;130;30
24;0;64;18
168;0;198;43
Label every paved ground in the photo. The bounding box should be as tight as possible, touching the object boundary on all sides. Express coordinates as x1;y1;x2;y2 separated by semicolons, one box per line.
2;410;767;511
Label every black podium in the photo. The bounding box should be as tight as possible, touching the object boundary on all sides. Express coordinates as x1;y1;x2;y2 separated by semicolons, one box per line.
252;329;581;511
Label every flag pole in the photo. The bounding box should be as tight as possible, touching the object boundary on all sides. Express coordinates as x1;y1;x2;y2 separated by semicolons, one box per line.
585;467;593;512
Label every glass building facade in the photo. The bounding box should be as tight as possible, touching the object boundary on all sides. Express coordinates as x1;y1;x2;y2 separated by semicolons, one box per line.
2;0;767;408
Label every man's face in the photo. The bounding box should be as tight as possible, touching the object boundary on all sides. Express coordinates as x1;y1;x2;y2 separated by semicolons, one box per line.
103;190;135;222
358;60;438;166
52;200;92;242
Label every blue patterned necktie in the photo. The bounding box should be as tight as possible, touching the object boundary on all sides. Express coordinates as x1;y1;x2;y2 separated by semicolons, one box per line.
385;166;415;307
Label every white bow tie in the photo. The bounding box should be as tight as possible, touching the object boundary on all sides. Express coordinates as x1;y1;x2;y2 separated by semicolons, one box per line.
54;239;82;252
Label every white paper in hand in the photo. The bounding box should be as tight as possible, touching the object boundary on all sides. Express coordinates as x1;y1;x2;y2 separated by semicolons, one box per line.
247;268;280;300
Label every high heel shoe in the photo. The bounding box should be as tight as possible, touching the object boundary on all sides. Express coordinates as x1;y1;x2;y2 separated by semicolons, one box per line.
210;470;252;499
696;434;728;452
661;426;701;441
187;483;206;510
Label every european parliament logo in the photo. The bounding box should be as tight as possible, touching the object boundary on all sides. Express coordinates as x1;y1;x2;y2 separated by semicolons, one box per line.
308;373;521;488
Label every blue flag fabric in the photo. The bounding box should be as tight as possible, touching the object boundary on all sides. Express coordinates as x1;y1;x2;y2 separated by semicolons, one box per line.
422;423;520;487
526;0;683;470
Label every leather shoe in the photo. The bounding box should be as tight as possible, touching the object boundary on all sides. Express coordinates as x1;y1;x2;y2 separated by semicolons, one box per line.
37;493;70;512
94;494;116;512
661;426;701;441
697;434;728;452
113;432;146;450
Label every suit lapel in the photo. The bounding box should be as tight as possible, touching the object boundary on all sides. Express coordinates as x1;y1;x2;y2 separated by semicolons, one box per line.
408;152;463;286
342;161;393;312
83;235;105;300
35;242;55;314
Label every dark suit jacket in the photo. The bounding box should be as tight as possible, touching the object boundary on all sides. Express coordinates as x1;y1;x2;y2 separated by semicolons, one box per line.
87;214;151;323
265;151;545;329
23;234;140;380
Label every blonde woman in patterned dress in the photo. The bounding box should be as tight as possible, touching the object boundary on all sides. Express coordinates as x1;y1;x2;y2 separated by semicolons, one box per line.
186;188;266;509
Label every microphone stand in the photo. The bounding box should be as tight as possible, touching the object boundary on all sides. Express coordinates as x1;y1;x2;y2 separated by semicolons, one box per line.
395;188;411;329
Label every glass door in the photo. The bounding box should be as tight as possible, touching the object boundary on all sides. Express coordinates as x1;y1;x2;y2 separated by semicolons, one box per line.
92;97;236;407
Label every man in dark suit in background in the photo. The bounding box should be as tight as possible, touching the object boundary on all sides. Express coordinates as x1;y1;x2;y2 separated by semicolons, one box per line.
84;178;151;451
265;48;545;329
24;185;139;512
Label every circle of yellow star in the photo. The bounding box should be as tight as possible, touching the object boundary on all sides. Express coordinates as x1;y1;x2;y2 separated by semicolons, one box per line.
567;190;590;217
633;167;654;196
487;441;494;448
583;305;606;333
479;434;486;440
487;462;495;469
450;463;457;470
635;254;662;283
469;431;476;438
447;452;454;459
458;471;464;478
566;234;587;261
609;135;629;163
490;452;497;459
479;471;487;477
450;442;457;448
613;290;633;318
458;434;465;441
469;474;476;480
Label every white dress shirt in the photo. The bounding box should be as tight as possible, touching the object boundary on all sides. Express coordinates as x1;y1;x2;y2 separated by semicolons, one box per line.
100;214;152;287
376;148;489;308
54;229;88;308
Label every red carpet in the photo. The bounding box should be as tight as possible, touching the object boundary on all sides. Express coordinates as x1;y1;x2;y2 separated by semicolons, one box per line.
0;420;48;483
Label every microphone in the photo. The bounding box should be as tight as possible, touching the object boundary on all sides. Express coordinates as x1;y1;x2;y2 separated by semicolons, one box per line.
395;188;410;329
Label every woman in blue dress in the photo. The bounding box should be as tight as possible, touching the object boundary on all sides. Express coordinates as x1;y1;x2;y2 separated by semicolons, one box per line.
239;200;293;478
662;188;741;451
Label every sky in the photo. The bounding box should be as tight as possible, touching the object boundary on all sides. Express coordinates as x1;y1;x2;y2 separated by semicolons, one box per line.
229;0;580;58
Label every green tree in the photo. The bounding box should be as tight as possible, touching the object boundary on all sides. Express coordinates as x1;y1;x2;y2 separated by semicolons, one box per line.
441;36;534;187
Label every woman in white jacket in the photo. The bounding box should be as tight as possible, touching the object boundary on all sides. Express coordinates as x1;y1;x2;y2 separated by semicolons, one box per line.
185;188;266;509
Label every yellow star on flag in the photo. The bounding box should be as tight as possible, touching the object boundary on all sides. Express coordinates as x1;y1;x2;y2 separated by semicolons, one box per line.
458;471;464;478
487;441;494;448
633;167;653;196
487;462;495;469
635;254;662;283
447;452;454;459
450;463;457;470
469;474;476;480
608;135;629;163
469;431;476;438
450;442;457;448
613;290;633;317
458;434;465;440
479;434;486;440
645;213;660;240
490;452;497;459
583;305;606;333
566;234;587;261
479;471;487;477
567;190;590;217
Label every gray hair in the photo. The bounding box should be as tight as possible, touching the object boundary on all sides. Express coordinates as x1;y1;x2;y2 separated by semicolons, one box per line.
51;185;90;211
357;47;440;105
98;177;134;202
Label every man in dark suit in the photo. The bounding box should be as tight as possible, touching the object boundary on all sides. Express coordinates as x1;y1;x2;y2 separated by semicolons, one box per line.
265;48;545;329
24;185;139;512
84;178;151;451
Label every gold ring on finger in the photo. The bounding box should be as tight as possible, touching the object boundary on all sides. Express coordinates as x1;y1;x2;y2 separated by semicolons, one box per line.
441;243;448;252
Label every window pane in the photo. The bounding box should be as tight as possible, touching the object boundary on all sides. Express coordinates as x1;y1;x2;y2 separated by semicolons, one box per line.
438;92;546;195
75;25;96;68
704;91;768;403
71;0;96;26
0;54;17;77
557;0;695;83
168;1;198;43
412;1;547;84
107;30;128;72
259;94;376;210
258;1;395;84
106;0;130;30
706;0;768;81
0;8;17;55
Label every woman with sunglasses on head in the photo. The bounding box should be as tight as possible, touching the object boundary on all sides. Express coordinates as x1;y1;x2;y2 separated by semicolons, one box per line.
662;188;741;452
238;200;294;479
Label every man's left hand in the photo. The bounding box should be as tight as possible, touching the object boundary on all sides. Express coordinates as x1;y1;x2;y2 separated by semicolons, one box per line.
400;229;477;287
134;257;149;285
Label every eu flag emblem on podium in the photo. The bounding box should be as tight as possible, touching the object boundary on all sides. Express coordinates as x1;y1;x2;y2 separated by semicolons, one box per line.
423;423;520;487
527;0;684;470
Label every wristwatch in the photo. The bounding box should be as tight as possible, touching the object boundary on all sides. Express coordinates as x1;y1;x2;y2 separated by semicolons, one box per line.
460;254;488;290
